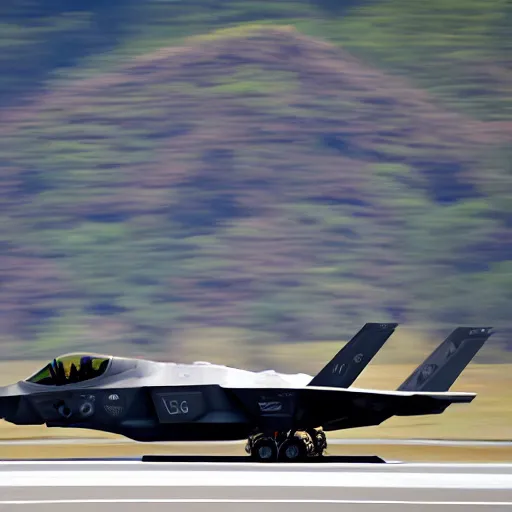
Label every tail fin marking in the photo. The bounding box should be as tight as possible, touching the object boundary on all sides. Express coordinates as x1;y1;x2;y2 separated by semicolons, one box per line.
397;327;493;392
307;323;398;389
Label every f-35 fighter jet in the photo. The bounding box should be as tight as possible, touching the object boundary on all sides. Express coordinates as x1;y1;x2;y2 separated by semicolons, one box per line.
0;324;492;462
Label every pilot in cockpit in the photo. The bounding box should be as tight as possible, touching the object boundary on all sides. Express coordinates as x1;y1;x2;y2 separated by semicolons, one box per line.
25;354;111;386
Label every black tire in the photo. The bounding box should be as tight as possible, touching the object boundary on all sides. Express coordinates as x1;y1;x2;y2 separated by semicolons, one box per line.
251;437;278;462
314;431;327;454
278;438;307;462
305;428;327;456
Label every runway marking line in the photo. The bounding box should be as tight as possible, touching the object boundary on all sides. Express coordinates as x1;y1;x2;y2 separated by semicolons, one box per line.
2;470;512;489
1;499;511;506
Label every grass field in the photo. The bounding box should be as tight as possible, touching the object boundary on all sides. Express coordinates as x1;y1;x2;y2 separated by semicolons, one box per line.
1;441;511;463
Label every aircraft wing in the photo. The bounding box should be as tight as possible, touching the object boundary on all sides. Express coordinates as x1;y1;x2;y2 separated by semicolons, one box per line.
224;384;476;433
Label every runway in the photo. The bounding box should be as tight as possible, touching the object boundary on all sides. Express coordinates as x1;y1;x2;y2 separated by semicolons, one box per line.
1;460;512;511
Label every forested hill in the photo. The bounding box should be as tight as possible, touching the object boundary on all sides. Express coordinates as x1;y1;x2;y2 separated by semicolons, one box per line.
2;0;510;121
0;1;511;361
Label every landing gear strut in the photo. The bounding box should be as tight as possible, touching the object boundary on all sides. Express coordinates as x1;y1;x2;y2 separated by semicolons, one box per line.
245;428;327;462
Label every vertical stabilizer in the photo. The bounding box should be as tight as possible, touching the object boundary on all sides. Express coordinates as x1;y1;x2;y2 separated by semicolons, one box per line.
307;323;398;388
397;327;493;392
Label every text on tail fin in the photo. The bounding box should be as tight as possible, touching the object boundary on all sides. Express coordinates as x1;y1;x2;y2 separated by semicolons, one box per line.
397;327;493;392
308;322;398;388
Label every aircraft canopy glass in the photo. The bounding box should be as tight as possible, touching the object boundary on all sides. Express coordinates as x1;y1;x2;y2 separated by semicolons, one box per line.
26;353;111;386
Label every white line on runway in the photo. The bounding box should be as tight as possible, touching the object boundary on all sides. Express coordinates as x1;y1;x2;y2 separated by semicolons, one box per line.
1;499;511;506
2;470;512;489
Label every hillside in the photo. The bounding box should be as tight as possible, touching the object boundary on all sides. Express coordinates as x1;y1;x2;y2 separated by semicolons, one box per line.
2;1;510;120
0;25;510;361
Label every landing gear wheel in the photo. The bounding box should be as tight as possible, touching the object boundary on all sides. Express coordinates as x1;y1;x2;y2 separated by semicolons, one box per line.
309;428;327;456
278;438;307;462
251;437;278;462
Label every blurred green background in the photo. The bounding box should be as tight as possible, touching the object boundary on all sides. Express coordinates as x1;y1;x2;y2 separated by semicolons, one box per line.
0;0;511;369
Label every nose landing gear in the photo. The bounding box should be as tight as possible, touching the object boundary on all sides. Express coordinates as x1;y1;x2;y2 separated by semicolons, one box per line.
246;428;327;462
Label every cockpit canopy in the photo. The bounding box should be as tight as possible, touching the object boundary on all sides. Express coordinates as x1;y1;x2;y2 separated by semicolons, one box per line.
26;353;112;386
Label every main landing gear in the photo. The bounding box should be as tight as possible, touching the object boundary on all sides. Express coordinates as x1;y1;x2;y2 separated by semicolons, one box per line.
245;428;327;462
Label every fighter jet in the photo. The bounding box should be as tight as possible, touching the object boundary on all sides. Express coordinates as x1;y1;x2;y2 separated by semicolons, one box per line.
0;324;492;462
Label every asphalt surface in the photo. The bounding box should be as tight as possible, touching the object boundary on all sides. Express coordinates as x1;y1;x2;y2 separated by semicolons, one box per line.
1;460;511;512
